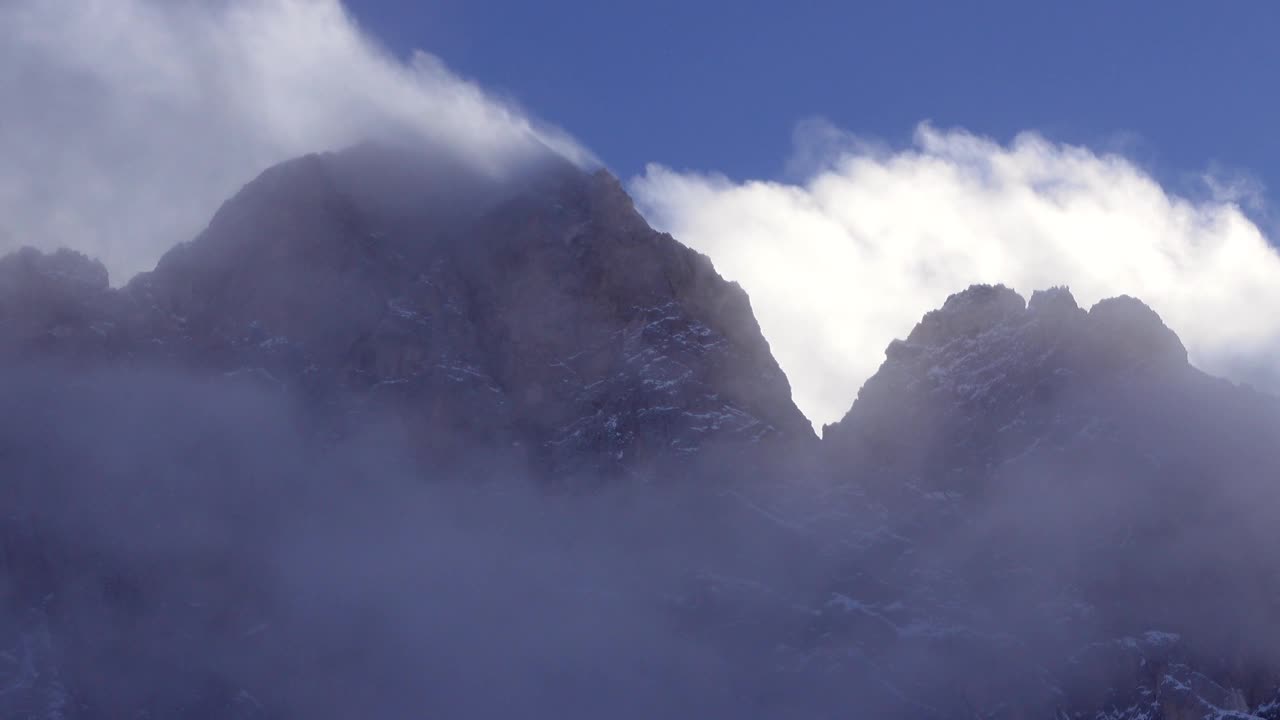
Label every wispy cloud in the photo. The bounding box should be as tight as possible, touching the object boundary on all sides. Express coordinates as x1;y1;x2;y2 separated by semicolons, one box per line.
0;0;592;282
632;120;1280;430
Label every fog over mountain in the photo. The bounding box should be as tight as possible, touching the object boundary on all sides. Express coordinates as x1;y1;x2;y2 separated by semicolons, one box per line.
3;2;1280;718
0;0;593;282
1;142;1279;719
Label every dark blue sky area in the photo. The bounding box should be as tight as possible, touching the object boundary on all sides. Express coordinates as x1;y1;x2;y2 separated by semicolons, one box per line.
352;1;1279;197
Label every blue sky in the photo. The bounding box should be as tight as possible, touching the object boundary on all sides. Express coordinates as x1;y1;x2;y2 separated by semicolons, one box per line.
351;1;1280;192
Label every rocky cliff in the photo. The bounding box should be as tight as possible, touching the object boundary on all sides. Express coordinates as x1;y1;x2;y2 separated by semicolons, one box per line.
796;284;1280;718
1;151;1277;719
1;144;812;481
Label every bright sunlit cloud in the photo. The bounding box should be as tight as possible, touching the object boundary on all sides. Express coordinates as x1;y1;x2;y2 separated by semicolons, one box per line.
631;120;1280;431
0;0;593;283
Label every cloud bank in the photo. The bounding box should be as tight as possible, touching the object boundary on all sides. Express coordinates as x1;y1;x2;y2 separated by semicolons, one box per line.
0;0;592;283
631;121;1280;431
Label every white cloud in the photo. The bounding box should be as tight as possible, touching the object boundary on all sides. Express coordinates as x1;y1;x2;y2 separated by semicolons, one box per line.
631;121;1280;431
0;0;592;283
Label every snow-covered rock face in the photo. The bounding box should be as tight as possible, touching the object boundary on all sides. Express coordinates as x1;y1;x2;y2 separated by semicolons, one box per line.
0;144;811;479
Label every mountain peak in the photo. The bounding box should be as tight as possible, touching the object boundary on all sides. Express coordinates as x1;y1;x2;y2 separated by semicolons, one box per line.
0;246;110;291
824;283;1195;460
13;147;813;478
1027;285;1081;316
905;283;1026;347
1087;294;1187;367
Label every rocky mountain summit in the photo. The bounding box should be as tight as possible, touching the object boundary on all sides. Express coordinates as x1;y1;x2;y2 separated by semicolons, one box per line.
827;283;1203;488
1;144;812;480
788;284;1280;718
1;149;1278;719
619;282;1279;719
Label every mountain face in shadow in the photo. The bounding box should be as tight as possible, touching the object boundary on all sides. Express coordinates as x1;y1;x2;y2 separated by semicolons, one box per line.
806;284;1280;718
1;148;1278;719
2;143;812;481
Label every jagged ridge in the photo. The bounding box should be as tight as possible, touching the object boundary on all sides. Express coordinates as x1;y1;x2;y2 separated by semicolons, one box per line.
2;152;1279;719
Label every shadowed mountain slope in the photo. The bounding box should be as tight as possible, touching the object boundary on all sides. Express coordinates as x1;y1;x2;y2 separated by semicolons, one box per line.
1;144;813;480
1;152;1278;719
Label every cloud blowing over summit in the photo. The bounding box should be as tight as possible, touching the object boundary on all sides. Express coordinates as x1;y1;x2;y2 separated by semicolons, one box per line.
0;0;592;283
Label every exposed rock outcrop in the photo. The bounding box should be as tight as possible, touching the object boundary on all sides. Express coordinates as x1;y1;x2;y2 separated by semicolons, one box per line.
808;283;1280;718
0;145;812;480
824;283;1197;490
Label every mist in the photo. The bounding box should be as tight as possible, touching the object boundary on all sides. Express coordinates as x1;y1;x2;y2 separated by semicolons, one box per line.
0;367;745;717
3;2;1280;716
0;0;593;284
2;353;1278;717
